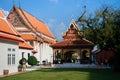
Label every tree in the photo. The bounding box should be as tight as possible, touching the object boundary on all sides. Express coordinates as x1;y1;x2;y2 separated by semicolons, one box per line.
19;57;27;65
28;56;37;66
77;6;120;71
77;6;118;49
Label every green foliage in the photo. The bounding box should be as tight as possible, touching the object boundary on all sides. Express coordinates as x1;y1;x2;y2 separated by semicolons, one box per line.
19;57;27;65
77;6;120;71
18;64;23;68
71;55;77;60
77;6;120;50
28;56;37;66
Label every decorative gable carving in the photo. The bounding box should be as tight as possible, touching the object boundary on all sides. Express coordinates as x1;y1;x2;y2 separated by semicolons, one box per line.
62;20;84;40
7;6;32;33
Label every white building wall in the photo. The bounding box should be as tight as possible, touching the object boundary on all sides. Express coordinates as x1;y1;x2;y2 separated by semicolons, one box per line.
39;42;53;64
0;39;19;75
18;49;32;65
33;41;40;62
27;41;54;64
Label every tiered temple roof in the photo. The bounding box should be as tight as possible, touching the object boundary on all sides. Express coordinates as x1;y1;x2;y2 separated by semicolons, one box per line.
0;9;23;42
50;19;93;49
0;9;33;50
7;6;56;44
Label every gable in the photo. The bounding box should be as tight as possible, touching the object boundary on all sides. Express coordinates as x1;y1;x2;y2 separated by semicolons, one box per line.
8;8;31;33
0;9;23;42
8;6;55;39
63;19;84;39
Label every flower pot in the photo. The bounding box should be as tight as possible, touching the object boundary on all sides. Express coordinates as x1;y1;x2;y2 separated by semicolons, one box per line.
18;68;22;72
3;69;9;75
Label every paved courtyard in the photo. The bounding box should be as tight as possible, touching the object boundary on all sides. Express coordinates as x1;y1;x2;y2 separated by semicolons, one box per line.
40;63;110;69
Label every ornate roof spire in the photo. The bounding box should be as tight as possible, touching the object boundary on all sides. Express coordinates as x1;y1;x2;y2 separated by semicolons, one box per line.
18;0;21;8
12;0;15;6
62;19;84;40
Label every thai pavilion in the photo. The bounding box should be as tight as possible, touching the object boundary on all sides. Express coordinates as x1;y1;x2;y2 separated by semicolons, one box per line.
50;19;94;64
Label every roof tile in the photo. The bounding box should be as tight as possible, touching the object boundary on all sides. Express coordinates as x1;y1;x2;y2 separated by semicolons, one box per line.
15;7;54;38
19;39;33;49
0;9;23;42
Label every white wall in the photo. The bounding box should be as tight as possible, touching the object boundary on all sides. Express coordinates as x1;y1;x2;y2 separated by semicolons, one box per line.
39;42;53;64
0;39;19;75
33;41;41;63
18;49;32;65
28;41;54;64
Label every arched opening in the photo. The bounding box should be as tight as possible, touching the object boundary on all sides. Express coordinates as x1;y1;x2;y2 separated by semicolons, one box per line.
64;51;74;63
81;50;90;64
63;51;80;63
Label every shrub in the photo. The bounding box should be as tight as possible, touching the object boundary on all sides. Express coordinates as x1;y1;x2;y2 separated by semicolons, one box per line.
28;56;37;66
19;57;27;65
18;64;23;68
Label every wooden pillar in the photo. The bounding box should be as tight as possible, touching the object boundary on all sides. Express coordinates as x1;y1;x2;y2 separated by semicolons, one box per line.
61;49;64;63
89;49;92;64
53;50;56;64
79;49;82;64
80;49;82;60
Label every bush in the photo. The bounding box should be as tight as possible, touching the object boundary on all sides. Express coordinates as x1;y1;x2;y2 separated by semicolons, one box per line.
18;64;23;68
19;58;27;65
28;56;37;66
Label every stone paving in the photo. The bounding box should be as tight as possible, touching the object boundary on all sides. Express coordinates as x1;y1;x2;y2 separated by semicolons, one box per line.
40;63;110;69
0;66;38;77
0;63;110;77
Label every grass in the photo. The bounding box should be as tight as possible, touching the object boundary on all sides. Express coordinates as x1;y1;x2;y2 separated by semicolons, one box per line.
0;68;120;80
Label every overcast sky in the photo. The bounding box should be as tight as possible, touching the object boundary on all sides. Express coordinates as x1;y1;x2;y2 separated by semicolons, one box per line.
0;0;120;40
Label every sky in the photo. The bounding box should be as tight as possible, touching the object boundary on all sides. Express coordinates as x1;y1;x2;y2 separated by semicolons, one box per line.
0;0;120;40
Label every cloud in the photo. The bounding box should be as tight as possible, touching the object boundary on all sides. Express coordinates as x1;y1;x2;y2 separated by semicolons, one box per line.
49;0;59;3
1;8;9;17
54;22;66;40
46;19;66;40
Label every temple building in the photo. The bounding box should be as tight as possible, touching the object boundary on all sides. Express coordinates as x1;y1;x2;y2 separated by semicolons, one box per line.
50;20;94;64
7;6;56;64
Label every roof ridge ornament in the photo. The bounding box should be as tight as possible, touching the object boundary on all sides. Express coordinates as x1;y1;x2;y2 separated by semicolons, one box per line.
19;0;21;8
12;0;15;6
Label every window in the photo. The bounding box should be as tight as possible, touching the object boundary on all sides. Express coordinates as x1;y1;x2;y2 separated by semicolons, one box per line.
7;48;16;65
8;54;11;65
8;48;11;51
12;54;15;64
12;49;15;52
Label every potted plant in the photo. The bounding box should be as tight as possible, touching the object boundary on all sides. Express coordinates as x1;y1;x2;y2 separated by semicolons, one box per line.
18;64;23;72
3;69;9;75
42;60;46;65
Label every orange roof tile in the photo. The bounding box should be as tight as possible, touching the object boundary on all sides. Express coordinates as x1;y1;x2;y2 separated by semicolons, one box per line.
32;49;38;54
21;34;56;43
50;39;93;48
0;9;23;42
0;19;19;36
50;19;94;49
9;6;55;38
19;39;33;49
42;36;56;44
0;32;23;42
21;34;41;41
21;9;54;38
